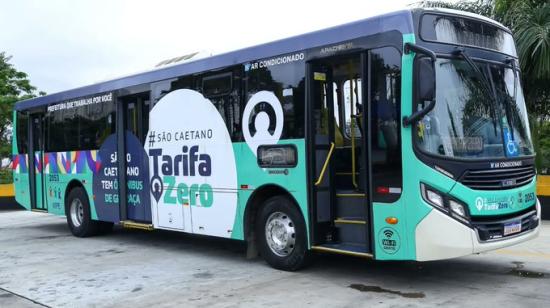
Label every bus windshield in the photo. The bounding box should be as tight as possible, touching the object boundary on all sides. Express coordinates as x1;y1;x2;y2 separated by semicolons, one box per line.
416;57;534;159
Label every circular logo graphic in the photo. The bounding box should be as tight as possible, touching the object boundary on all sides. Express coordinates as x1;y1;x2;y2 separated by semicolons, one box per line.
378;227;401;255
242;91;284;156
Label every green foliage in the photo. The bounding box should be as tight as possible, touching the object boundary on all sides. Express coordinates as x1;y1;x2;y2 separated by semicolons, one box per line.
1;52;42;181
0;167;12;184
416;0;494;17
499;0;550;171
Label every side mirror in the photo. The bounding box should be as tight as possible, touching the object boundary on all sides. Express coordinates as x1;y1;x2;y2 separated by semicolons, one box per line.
403;43;437;127
418;57;435;102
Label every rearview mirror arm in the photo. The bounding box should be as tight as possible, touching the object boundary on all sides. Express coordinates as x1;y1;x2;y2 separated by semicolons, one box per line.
404;43;436;61
402;100;436;127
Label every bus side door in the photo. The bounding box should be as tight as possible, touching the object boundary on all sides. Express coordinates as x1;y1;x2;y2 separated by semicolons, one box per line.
119;93;152;223
28;113;47;211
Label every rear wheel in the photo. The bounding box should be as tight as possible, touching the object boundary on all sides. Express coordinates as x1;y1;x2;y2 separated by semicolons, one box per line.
66;187;100;237
256;196;309;271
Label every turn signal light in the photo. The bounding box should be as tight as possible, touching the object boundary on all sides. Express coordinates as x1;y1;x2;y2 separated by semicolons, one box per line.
385;217;398;225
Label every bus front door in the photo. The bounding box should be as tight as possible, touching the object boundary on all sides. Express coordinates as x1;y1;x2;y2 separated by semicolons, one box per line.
308;47;403;257
28;113;47;212
119;94;152;223
308;52;372;255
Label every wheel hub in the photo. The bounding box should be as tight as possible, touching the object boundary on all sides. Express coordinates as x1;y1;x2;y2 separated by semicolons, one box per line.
70;199;84;227
265;211;296;257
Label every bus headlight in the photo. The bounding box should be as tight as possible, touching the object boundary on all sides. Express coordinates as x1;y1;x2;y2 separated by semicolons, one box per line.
449;199;466;217
425;188;444;209
421;183;470;225
449;199;469;223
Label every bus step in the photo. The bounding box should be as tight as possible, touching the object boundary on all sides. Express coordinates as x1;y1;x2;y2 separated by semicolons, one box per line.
335;192;366;198
31;209;48;213
335;217;366;225
311;243;372;258
335;195;366;217
121;221;154;231
335;217;367;244
334;172;359;176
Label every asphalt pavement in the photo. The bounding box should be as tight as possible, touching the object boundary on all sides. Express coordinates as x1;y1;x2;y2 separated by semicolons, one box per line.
1;209;549;307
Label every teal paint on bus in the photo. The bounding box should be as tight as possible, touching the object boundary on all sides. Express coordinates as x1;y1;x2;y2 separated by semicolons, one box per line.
372;33;455;260
43;173;96;218
450;178;537;216
12;111;31;210
231;139;309;242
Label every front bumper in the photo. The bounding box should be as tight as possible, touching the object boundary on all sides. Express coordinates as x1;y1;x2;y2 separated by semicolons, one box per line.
415;198;541;261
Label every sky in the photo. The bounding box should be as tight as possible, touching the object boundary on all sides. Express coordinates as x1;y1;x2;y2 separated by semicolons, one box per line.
1;0;420;95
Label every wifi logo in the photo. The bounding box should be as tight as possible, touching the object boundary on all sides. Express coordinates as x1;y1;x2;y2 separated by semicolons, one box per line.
379;227;400;255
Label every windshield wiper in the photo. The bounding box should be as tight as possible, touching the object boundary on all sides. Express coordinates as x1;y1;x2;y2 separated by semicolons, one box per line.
452;48;499;134
453;48;493;97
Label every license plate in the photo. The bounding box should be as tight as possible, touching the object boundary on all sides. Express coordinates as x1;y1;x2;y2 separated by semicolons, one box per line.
504;221;522;236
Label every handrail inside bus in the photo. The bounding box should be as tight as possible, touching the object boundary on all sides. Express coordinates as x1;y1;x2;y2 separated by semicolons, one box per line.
315;142;335;186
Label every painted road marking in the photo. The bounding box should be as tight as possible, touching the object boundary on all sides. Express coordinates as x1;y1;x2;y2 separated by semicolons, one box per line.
494;248;550;260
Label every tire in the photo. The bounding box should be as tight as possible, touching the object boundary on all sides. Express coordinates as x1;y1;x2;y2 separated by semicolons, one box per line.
66;187;100;237
256;195;309;271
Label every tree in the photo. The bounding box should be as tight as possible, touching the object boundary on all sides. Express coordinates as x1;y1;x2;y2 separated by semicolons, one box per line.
416;0;494;16
417;0;550;171
498;1;550;170
0;52;43;183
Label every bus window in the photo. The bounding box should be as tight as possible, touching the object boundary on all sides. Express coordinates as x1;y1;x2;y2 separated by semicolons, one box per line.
143;99;150;140
200;70;241;141
332;83;340;127
16;112;29;154
342;78;362;138
31;116;42;151
246;61;305;139
151;78;179;107
122;94;150;146
46;94;116;152
126;102;137;135
370;47;402;201
202;72;232;97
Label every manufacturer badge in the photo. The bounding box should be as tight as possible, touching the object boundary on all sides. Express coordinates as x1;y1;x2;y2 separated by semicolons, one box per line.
475;197;484;211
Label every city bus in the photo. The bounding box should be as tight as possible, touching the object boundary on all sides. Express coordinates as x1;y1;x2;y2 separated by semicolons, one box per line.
12;8;540;271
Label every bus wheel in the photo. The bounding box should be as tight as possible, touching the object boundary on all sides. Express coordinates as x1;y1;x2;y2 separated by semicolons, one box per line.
66;187;99;237
256;196;309;271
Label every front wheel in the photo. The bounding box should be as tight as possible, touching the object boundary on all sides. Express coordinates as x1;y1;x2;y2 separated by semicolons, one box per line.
66;187;100;237
256;196;309;271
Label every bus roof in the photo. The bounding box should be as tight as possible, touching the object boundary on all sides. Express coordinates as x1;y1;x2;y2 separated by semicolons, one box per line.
16;9;416;111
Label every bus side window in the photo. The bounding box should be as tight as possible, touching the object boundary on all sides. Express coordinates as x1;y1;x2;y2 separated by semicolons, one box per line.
342;78;363;139
370;47;402;202
199;69;242;141
46;95;116;152
245;61;305;140
16;112;29;154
